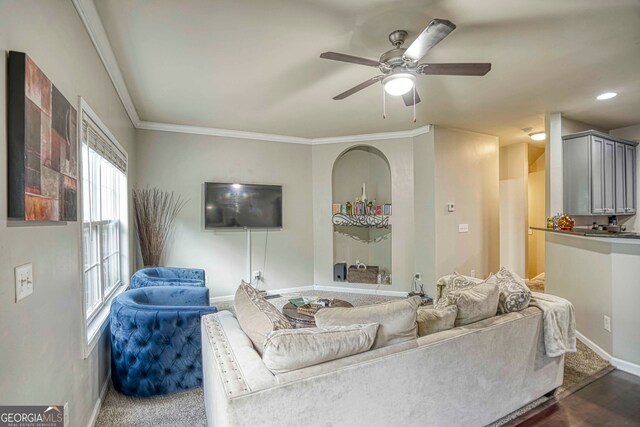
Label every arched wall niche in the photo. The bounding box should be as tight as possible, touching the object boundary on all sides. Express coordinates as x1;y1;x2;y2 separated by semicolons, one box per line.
331;145;392;284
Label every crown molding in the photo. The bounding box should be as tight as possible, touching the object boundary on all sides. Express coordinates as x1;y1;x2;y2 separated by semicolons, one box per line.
311;125;431;144
72;0;140;126
74;1;432;145
138;121;432;145
136;121;312;144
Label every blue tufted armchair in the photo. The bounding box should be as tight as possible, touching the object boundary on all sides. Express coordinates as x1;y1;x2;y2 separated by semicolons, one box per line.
130;267;206;289
110;286;217;397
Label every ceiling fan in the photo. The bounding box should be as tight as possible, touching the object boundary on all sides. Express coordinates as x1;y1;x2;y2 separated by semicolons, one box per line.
320;19;491;108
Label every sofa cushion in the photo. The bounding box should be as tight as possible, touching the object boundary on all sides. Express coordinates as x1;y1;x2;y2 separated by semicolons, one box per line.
234;282;291;354
435;273;484;308
447;281;499;326
315;296;421;349
486;268;532;314
416;305;458;336
262;323;379;374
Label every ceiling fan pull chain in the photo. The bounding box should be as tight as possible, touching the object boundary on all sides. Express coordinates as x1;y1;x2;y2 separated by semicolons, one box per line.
382;85;386;119
413;86;417;123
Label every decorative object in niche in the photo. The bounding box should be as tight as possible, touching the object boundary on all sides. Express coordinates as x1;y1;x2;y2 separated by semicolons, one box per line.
332;213;390;228
133;188;187;266
7;51;78;221
347;264;379;284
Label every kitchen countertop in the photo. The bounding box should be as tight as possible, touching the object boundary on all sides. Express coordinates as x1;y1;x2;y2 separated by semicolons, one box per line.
530;226;640;239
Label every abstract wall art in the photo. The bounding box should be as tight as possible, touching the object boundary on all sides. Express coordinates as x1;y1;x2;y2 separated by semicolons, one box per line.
8;51;77;222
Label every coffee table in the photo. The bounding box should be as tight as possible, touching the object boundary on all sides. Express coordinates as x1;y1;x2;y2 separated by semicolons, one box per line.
282;298;353;328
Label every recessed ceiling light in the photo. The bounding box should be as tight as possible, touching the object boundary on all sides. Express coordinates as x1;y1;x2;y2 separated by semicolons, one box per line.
529;132;546;141
597;92;617;100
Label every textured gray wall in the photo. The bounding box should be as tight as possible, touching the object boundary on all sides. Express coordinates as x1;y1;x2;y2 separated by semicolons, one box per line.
0;1;136;426
134;129;314;296
433;126;500;279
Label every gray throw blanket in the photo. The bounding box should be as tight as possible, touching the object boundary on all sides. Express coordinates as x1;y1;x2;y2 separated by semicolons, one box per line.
528;292;576;357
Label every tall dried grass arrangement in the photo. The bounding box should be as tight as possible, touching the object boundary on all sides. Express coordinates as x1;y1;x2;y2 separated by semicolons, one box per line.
133;188;187;267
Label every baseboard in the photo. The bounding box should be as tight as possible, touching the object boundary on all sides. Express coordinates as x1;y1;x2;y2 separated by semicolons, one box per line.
313;284;408;297
210;285;314;303
576;331;640;377
87;370;110;427
611;357;640;377
210;295;234;303
575;331;612;362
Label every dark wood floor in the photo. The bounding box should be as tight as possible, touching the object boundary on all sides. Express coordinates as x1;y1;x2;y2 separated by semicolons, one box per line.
517;370;640;426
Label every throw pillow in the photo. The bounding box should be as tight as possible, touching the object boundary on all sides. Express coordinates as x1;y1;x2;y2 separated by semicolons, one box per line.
262;323;379;374
416;305;458;337
435;273;484;308
447;281;499;326
234;281;291;354
315;296;421;349
486;267;532;314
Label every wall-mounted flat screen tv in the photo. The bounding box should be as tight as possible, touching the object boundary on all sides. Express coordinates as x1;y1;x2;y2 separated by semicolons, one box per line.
204;182;282;229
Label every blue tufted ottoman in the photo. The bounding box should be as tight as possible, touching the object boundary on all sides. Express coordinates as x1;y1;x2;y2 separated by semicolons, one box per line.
130;267;206;289
110;286;217;397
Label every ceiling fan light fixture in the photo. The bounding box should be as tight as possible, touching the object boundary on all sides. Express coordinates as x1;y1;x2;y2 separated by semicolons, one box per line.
529;132;546;141
596;92;617;100
383;73;415;96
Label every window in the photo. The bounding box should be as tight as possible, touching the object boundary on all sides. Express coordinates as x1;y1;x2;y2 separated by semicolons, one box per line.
80;100;128;351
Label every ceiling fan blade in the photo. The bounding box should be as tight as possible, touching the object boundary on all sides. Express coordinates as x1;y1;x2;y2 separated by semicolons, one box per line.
320;52;381;67
333;76;383;100
402;90;421;106
404;19;456;62
418;63;492;76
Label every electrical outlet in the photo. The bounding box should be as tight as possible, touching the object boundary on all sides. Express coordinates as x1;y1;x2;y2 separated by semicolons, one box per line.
604;315;611;332
414;273;421;280
447;203;456;212
15;263;33;302
458;224;469;233
252;270;262;282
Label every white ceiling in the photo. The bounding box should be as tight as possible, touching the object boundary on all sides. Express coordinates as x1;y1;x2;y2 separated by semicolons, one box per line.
94;0;640;144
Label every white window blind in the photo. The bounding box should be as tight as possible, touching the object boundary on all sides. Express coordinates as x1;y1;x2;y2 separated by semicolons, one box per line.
82;118;127;174
81;114;127;322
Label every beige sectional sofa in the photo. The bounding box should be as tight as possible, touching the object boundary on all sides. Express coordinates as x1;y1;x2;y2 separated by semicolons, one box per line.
201;305;564;427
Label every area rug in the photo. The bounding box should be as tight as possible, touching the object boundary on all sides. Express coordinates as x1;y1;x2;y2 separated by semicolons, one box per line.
95;291;610;427
95;385;206;427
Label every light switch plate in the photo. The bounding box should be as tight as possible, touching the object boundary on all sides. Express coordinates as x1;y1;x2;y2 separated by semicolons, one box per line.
15;263;33;302
458;224;469;233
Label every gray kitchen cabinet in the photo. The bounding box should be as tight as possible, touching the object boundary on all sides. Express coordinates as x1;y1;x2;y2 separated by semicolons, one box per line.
603;138;616;213
615;142;626;214
563;130;638;216
625;144;636;214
